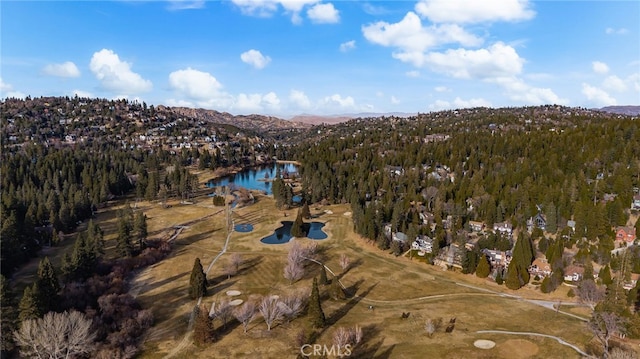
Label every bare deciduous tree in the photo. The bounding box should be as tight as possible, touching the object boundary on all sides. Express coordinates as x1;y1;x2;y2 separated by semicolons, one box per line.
339;254;351;272
14;310;96;359
609;348;638;359
288;241;306;265
230;253;243;272
233;301;256;333
425;318;443;338
576;279;606;310
279;290;308;322
259;295;284;331
283;260;304;284
589;311;625;358
210;298;233;328
332;325;363;350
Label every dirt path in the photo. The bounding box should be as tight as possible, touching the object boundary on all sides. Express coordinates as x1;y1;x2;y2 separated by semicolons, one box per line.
476;330;589;357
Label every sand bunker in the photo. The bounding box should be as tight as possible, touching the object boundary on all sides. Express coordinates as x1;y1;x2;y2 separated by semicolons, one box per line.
226;290;241;296
474;340;496;349
229;299;243;306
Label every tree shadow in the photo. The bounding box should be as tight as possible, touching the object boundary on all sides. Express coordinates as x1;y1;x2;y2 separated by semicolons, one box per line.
213;317;241;339
208;277;237;296
337;258;364;280
141;271;189;293
326;282;376;326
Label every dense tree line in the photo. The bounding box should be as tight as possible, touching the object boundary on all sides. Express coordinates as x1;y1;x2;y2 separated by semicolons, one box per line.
291;107;639;266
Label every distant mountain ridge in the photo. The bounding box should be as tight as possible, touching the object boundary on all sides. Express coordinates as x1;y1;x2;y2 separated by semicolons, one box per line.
598;105;640;116
289;112;417;125
166;106;311;131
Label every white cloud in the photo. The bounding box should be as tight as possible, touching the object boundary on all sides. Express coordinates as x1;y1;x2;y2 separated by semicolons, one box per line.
605;27;628;35
339;40;356;52
289;89;311;109
434;86;450;92
628;73;640;92
420;42;524;79
43;61;81;78
322;94;355;109
415;0;535;24
405;70;420;78
362;12;483;65
430;97;492;111
168;67;225;101
89;49;152;94
234;92;281;113
240;49;271;69
167;0;205;10
592;61;609;74
231;0;320;23
390;96;400;104
307;3;339;24
603;75;627;92
0;78;26;99
72;89;94;98
165;98;194;107
582;83;616;106
491;76;566;105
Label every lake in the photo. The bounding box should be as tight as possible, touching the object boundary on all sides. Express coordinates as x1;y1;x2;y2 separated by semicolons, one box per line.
206;163;298;195
260;221;328;244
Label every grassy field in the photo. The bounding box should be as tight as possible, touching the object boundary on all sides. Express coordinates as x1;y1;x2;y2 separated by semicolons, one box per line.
10;184;636;358
124;192;610;359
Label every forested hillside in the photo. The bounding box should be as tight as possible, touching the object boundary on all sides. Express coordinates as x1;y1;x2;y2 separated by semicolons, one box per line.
292;105;639;265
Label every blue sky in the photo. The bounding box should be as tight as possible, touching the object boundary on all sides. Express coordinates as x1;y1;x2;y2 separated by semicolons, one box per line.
1;1;638;117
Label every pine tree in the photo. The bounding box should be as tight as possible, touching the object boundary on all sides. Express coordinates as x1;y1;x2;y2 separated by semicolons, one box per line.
600;264;613;286
308;277;325;328
319;265;329;285
475;255;491;278
134;211;148;251
291;210;305;238
193;305;215;345
116;216;133;257
301;201;311;219
1;275;18;353
330;276;346;300
495;269;504;285
189;258;207;299
35;257;60;313
18;284;43;322
505;261;523;290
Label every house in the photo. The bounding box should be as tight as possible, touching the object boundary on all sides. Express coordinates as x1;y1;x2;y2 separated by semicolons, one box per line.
527;213;547;232
419;212;435;225
529;257;552;277
563;265;585;282
482;249;512;267
623;273;640;290
493;222;513;236
393;232;408;243
469;221;485;232
567;220;576;232
615;226;637;244
632;194;640;210
411;235;434;253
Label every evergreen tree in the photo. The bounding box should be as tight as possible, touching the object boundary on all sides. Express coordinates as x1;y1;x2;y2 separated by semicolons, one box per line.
330;276;346;300
308;277;325;328
116;216;133;257
189;258;207;299
301;201;311;219
134;211;148;251
475;255;491;278
544;202;557;233
193;305;215;345
599;264;613;286
505;261;523;290
291;210;306;238
1;275;18;354
18;284;43;322
35;257;60;313
461;249;479;274
319;265;329;285
495;269;504;285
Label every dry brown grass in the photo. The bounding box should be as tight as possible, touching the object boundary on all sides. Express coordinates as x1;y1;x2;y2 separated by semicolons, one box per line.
125;194;598;359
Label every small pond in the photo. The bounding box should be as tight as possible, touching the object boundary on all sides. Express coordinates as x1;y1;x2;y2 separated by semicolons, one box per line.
234;223;254;233
260;221;328;244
